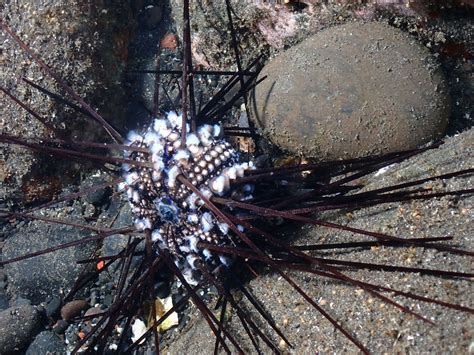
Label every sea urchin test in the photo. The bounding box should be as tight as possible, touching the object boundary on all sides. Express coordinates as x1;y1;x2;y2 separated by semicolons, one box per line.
122;112;255;282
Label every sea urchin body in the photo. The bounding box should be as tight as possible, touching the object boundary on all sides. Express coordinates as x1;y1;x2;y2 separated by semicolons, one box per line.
123;111;255;283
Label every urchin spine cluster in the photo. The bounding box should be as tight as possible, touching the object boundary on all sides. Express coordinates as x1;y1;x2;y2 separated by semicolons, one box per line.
121;112;255;282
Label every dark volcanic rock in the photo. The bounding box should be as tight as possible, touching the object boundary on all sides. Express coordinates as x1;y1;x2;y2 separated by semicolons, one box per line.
0;304;41;353
164;127;474;354
103;203;134;258
251;22;451;160
3;220;96;304
0;1;133;207
26;330;66;355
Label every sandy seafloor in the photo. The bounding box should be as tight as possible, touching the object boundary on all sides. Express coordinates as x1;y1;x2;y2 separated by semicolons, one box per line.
164;128;473;354
0;0;473;353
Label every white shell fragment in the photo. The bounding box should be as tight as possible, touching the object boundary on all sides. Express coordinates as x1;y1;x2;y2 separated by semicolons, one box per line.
152;296;179;333
131;318;147;345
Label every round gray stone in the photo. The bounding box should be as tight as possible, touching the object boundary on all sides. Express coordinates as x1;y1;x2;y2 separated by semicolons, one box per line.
26;330;66;355
0;304;41;353
251;22;451;160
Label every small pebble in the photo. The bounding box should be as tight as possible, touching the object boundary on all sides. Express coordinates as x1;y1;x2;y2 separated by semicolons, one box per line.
83;175;112;207
45;297;61;319
61;299;88;321
155;281;171;299
53;319;70;335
